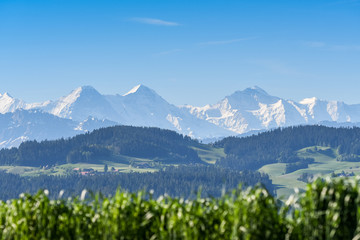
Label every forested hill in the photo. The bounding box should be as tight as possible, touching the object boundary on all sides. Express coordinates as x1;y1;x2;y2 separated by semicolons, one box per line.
0;166;274;200
2;124;360;171
214;125;360;170
0;126;202;167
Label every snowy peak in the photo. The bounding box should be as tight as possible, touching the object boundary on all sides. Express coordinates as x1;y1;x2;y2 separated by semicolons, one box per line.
228;86;275;101
121;84;167;106
0;92;26;114
123;84;158;97
52;85;102;113
243;86;269;96
70;85;101;99
123;84;142;96
224;86;279;111
47;85;122;122
2;92;13;98
0;92;14;102
300;97;318;105
79;85;97;91
3;84;360;149
298;97;356;122
183;86;327;135
229;86;269;98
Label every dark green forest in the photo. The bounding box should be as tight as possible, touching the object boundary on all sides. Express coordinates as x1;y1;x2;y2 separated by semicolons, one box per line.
0;126;202;166
215;125;360;170
0;166;273;200
1;125;360;200
2;125;360;170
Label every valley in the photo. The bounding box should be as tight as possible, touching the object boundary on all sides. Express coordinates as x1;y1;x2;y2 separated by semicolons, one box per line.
1;124;360;199
0;145;225;177
2;143;360;199
2;0;358;237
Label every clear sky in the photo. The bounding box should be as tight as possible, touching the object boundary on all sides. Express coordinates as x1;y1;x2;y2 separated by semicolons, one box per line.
0;0;359;106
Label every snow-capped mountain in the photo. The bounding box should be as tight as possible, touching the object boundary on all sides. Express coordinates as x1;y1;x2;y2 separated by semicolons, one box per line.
104;84;233;138
299;97;360;123
0;92;50;114
183;87;305;134
183;86;360;134
0;110;116;148
0;85;233;148
36;86;123;122
0;93;26;114
1;84;360;149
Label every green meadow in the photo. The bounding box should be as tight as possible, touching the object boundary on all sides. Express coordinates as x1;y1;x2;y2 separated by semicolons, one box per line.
260;146;360;198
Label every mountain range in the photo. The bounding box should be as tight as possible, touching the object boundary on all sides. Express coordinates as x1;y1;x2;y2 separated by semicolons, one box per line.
1;84;360;148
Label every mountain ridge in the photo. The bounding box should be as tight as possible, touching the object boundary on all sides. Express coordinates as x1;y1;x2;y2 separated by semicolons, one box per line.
1;84;360;148
183;86;360;134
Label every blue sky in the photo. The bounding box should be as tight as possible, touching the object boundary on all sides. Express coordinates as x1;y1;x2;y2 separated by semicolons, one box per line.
0;0;359;106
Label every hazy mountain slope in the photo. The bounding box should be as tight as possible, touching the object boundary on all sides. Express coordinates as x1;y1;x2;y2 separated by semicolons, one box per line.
0;110;116;149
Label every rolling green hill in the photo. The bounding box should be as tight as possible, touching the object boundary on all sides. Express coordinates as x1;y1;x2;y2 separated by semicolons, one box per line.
214;125;360;197
0;126;209;167
260;146;360;197
0;125;227;177
215;125;360;170
2;125;360;198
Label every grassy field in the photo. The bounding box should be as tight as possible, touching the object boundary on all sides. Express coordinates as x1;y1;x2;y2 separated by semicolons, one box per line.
0;155;159;177
0;146;224;177
260;146;360;198
3;144;359;199
192;146;225;164
0;166;38;175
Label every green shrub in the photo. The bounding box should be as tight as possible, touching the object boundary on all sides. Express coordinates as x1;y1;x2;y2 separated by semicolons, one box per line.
290;178;360;240
1;178;360;239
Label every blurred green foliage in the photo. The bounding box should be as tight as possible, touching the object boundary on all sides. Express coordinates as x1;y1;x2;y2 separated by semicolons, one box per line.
1;178;360;239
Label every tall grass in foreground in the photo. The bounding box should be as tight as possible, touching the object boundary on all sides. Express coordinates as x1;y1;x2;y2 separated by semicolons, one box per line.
1;178;360;239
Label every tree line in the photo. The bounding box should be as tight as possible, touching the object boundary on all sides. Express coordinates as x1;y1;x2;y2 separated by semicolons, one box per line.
215;125;360;170
0;126;202;167
0;166;274;200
